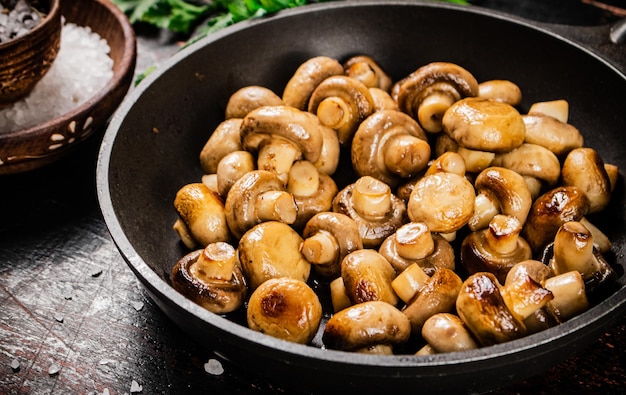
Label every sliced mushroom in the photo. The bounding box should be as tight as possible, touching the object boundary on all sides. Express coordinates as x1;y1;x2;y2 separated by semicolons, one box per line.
461;214;533;284
332;175;407;248
442;97;526;153
343;55;392;91
395;62;479;133
240;105;325;184
522;113;583;157
199;118;243;174
468;166;532;232
477;79;522;106
421;313;479;353
407;172;475;234
379;221;455;276
308;75;376;146
561;147;612;214
282;56;344;110
322;300;411;352
301;212;363;280
238;221;311;291
173;183;231;249
247;277;322;344
224;170;298;240
171;242;247;314
341;249;399;306
402;267;463;335
287;160;338;230
225;85;283;119
522;186;590;254
351;109;431;187
215;150;256;197
456;272;526;347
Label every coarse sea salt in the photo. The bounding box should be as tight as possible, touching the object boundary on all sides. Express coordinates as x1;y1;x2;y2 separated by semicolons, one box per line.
0;20;114;133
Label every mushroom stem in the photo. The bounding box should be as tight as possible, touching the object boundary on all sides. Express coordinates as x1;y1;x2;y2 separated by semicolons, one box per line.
484;214;524;255
301;230;340;265
191;242;238;282
394;222;435;260
391;262;430;304
468;192;500;231
552;221;596;278
424;151;466;177
256;190;298;224
316;96;349;129
257;137;302;184
287;160;320;197
417;89;457;133
352;176;392;219
543;271;589;321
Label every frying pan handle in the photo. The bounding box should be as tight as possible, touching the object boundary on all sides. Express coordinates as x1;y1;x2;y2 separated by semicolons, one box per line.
610;18;626;43
533;19;626;74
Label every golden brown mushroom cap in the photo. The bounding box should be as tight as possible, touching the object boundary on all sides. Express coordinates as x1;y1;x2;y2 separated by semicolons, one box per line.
225;85;283;119
282;56;344;110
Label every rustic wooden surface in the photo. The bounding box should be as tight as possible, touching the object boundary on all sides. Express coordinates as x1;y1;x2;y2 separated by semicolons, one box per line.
2;2;626;394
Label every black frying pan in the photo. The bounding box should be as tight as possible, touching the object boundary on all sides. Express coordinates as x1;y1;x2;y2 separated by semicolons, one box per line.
96;1;626;393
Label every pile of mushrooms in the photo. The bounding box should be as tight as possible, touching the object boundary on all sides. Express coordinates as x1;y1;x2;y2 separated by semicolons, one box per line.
170;55;619;354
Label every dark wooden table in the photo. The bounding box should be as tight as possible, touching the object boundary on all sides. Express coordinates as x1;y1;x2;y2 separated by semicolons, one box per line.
2;1;626;394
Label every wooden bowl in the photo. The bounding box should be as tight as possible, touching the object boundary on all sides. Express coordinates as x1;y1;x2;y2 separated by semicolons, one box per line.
0;0;136;175
0;0;62;106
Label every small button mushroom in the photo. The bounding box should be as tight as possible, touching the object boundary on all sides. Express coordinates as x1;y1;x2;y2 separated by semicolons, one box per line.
379;221;455;276
351;109;431;188
171;242;247;314
225;85;283;119
468;166;533;232
369;87;399;111
247;277;322;344
343;55;393;91
332;175;407;248
407;172;475;235
456;272;526;347
282;56;344;110
238;221;311;291
199;118;243;174
301;212;363;280
522;186;590;254
401;267;463;335
547;221;616;293
395;62;479;134
561;147;612;214
308;75;376;146
500;260;554;324
224;170;298;240
287;160;338;230
173;183;232;249
522;113;583;157
477;79;522;106
322;300;411;352
461;214;533;284
215;150;256;197
341;249;399;307
421;313;479;353
442;97;526;153
240;105;325;184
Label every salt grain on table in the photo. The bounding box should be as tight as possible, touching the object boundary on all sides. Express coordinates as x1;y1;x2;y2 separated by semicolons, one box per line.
10;358;20;372
130;380;142;393
131;301;144;311
0;21;114;133
48;362;61;375
204;358;224;375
